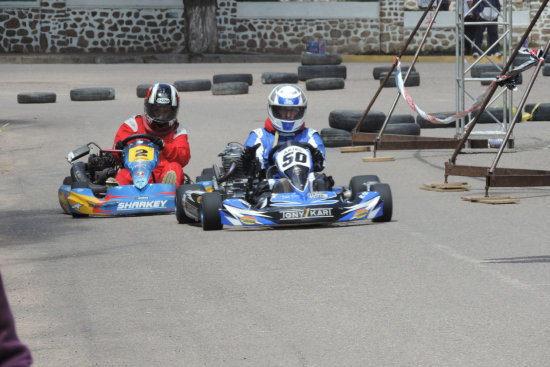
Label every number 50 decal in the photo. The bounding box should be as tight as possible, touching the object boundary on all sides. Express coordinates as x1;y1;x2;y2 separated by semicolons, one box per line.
280;149;309;170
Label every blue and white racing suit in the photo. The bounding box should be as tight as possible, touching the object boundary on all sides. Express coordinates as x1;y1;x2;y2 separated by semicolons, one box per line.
243;118;326;170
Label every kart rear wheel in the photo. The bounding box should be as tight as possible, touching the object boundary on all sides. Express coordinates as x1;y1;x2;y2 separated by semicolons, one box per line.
201;192;223;231
371;183;393;222
350;175;380;199
176;184;203;224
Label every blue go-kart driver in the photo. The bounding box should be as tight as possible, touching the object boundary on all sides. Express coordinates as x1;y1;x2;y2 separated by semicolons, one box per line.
242;84;332;192
243;84;326;171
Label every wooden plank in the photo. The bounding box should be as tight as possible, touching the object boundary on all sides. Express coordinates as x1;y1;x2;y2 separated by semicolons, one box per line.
340;146;370;153
362;156;395;162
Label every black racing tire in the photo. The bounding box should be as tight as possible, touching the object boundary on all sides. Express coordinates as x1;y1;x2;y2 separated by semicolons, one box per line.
320;128;352;147
176;184;203;224
196;167;215;182
388;114;415;124
298;65;347;81
62;176;72;185
329;110;386;132
261;72;299;84
480;71;522;86
211;82;248;95
416;112;458;129
213;73;253;86
380;71;420;88
136;84;152;98
470;63;503;77
372;65;415;80
350;175;381;200
542;65;550;77
70;87;115;101
471;107;506;124
306;78;345;91
301;53;342;65
371;183;393;222
173;79;212;92
524;103;550;121
17;92;56;104
201;192;223;231
383;123;421;136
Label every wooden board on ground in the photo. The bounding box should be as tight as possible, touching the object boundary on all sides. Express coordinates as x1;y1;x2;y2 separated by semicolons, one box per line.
340;146;371;153
362;156;395;162
420;182;471;192
461;195;519;204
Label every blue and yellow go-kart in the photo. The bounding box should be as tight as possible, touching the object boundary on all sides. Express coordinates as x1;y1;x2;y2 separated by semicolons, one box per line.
176;141;393;230
58;134;176;217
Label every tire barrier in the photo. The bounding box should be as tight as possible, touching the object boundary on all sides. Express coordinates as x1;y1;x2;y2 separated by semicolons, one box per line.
524;103;550;121
388;114;415;124
173;79;212;92
211;82;249;95
380;71;420;88
301;53;342;66
297;65;347;81
70;87;115;101
470;63;503;78
305;78;345;91
17;92;56;104
136;84;152;98
261;72;299;84
372;65;415;80
328;110;385;132
384;123;421;136
320;127;352;147
212;73;253;86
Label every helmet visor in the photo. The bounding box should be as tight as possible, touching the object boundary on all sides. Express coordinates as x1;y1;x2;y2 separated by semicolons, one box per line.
272;106;305;121
146;104;178;125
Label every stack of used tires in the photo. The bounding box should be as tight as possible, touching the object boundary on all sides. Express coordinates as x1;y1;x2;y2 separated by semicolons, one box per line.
320;110;420;147
372;65;420;88
211;74;252;95
298;53;346;91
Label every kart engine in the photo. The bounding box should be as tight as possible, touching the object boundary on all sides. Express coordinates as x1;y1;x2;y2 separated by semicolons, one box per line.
218;143;252;199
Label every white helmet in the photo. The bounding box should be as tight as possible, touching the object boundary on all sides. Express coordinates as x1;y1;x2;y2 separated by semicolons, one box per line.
267;84;307;134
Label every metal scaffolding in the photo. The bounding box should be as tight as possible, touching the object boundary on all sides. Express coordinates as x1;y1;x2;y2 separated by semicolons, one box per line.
455;0;514;152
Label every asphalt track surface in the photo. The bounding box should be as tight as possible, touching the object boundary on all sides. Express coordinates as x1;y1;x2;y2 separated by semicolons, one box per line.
2;61;550;366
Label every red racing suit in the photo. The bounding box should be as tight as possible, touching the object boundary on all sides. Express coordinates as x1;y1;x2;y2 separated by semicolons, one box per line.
113;114;191;186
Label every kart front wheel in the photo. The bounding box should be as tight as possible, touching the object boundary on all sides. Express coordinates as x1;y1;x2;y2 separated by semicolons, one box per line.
371;183;392;222
350;175;380;199
176;184;203;224
201;192;223;231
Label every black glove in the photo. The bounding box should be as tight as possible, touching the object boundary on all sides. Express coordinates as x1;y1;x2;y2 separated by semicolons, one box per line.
241;143;260;162
152;136;165;150
114;140;124;150
311;148;325;172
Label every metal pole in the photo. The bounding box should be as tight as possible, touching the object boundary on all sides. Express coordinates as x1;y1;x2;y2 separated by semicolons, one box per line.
448;0;549;165
351;0;437;136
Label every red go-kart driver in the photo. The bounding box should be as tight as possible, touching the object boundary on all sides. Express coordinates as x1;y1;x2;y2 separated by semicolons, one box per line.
113;83;190;186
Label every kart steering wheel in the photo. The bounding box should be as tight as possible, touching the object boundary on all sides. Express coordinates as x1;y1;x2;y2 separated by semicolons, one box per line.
267;141;321;167
116;133;165;151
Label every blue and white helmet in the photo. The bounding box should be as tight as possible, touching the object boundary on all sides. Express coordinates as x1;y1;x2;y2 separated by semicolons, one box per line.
267;84;307;134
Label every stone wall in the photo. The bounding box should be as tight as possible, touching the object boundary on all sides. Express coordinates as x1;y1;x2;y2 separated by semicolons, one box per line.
0;0;547;55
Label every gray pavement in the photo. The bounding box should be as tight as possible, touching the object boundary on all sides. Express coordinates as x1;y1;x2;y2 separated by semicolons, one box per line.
1;62;550;367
